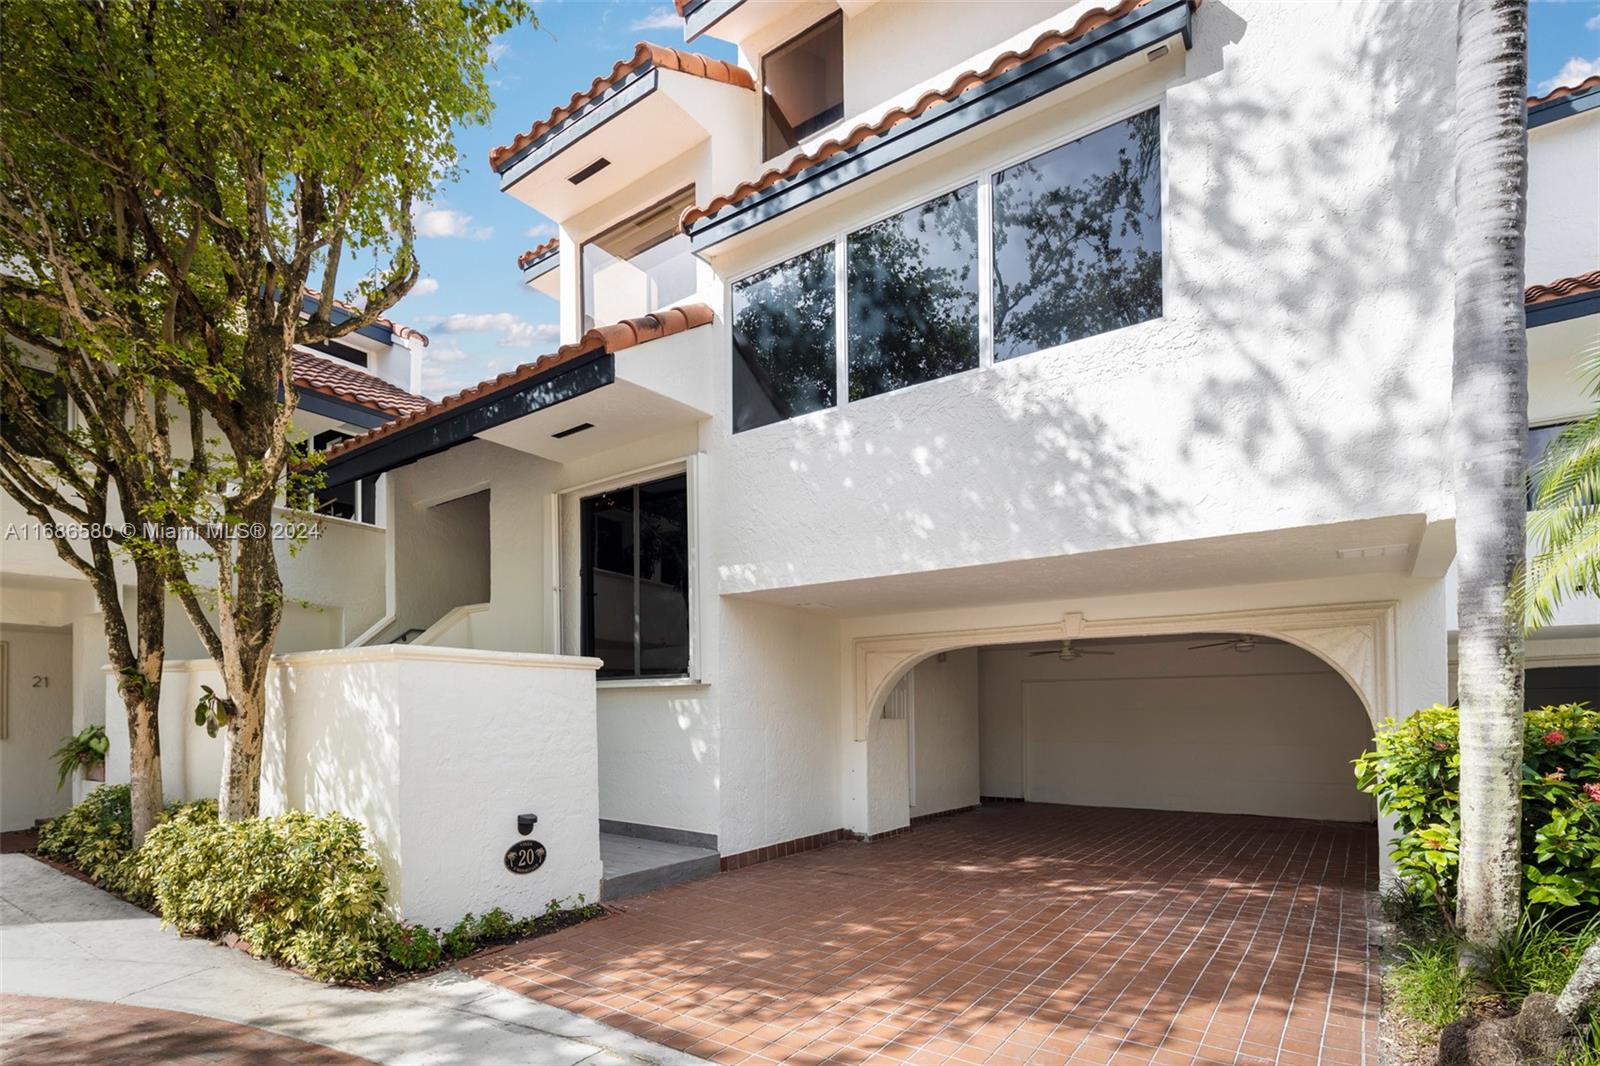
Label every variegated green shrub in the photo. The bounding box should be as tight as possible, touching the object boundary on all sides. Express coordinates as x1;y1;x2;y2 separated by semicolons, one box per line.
129;806;390;982
1355;702;1600;915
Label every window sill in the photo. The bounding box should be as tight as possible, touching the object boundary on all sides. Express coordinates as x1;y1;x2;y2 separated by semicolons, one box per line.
595;676;708;691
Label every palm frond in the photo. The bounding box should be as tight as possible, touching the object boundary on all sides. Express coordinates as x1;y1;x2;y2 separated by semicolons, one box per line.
1525;343;1600;631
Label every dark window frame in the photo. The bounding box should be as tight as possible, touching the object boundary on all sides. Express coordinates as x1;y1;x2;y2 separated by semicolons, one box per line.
760;11;845;161
579;471;691;680
728;107;1167;432
1527;419;1580;511
579;185;698;331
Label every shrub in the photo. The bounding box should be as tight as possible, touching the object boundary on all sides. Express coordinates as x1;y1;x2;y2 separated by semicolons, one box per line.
36;784;136;889
1355;702;1600;914
130;806;390;983
380;919;443;971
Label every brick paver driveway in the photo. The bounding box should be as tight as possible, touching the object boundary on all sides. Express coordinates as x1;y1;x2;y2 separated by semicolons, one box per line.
468;804;1377;1065
0;993;368;1064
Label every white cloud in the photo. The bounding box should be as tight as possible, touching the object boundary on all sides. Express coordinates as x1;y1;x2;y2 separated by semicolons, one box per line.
524;223;556;240
1588;13;1600;32
500;320;561;348
432;312;560;350
411;278;439;297
629;7;681;30
1536;55;1600;95
414;205;493;240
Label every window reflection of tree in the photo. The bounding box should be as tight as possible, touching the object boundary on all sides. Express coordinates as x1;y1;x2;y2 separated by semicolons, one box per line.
993;108;1162;360
732;243;836;433
848;184;979;401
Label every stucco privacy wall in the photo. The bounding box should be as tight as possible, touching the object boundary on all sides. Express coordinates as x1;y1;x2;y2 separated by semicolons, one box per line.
908;650;980;819
0;625;74;831
106;647;602;927
703;0;1455;599
979;640;1376;822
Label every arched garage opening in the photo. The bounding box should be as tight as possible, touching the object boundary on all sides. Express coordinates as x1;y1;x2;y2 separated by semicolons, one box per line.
866;631;1377;833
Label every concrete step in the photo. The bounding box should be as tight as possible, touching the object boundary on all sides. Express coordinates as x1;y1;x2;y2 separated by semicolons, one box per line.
599;833;719;902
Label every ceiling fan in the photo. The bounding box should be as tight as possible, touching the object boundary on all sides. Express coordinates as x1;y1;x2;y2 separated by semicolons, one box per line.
1029;640;1114;661
1189;636;1263;654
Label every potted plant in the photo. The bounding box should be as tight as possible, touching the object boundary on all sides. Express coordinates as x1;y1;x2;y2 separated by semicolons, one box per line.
51;724;109;789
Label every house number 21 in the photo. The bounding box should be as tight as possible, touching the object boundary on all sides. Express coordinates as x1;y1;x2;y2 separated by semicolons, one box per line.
32;676;48;687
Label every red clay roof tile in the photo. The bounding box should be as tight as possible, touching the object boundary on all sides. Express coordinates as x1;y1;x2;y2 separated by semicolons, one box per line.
518;236;560;271
291;351;430;418
680;0;1177;231
324;304;716;461
1528;75;1600;108
489;44;754;173
1526;269;1600;306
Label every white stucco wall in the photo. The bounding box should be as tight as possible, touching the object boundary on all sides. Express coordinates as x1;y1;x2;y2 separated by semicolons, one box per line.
0;625;75;830
107;647;602;927
979;639;1375;823
908;649;980;819
702;0;1456;600
1526;109;1600;285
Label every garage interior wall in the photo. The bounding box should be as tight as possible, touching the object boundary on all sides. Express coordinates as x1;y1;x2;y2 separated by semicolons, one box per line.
909;649;980;818
977;639;1376;823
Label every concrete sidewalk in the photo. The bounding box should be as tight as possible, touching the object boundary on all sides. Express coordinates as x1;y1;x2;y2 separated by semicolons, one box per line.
0;853;704;1065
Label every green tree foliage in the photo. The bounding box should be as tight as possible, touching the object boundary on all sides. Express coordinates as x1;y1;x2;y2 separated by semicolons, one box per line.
1356;703;1600;919
1;0;527;819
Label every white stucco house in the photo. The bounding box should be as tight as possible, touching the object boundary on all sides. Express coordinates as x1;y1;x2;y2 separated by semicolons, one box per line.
2;0;1596;926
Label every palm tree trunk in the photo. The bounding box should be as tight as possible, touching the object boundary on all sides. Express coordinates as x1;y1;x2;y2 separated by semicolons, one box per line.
1450;0;1529;959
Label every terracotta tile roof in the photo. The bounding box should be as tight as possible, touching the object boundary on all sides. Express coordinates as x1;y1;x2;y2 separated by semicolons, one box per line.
680;0;1174;230
303;288;430;347
1528;75;1600;108
518;236;560;271
1525;269;1600;306
488;44;755;173
291;351;430;418
325;303;716;460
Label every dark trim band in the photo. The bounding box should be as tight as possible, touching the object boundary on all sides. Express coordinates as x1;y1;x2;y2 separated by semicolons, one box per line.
496;68;660;185
294;389;395;430
1529;83;1600;130
1527;289;1600;329
682;0;742;43
322;352;615;488
520;246;561;281
685;0;1192;250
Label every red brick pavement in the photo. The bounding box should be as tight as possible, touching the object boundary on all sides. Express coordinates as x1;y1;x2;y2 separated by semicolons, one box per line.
467;803;1378;1065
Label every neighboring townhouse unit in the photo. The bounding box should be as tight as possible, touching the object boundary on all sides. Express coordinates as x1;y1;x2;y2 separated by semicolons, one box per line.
3;0;1594;924
0;300;431;829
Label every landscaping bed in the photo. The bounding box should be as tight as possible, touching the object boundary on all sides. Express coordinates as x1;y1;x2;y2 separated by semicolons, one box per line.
32;785;603;985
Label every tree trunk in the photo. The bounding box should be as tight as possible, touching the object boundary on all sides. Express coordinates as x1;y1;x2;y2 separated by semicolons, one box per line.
1450;0;1529;959
1555;942;1600;1023
215;491;284;822
125;559;167;845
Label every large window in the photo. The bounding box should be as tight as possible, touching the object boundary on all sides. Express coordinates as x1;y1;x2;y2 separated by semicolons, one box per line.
991;107;1162;360
847;183;979;400
729;109;1166;432
1528;421;1578;510
732;243;836;433
581;187;697;330
761;12;844;160
580;473;689;679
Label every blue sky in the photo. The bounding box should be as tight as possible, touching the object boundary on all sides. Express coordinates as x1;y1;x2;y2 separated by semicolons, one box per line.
386;0;1600;400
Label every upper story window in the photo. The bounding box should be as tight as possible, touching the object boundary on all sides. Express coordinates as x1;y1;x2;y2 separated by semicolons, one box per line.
761;12;844;161
306;430;380;525
580;472;690;679
732;242;837;433
730;108;1166;433
848;182;979;400
581;186;698;330
302;338;369;367
1527;420;1578;511
992;107;1162;360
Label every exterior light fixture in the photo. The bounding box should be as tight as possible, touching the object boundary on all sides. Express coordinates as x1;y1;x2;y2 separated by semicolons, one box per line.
517;813;538;835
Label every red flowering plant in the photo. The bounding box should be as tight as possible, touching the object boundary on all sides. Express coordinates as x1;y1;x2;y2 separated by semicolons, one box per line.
1355;701;1600;918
